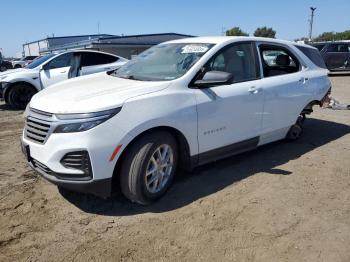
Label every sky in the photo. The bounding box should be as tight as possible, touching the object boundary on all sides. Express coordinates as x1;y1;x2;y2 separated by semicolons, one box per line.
1;0;349;57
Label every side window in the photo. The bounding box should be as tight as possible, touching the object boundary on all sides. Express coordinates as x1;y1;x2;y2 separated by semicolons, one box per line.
328;44;349;53
25;56;37;60
100;54;119;64
211;54;225;71
81;52;118;67
259;45;300;77
46;53;73;70
295;45;327;69
206;42;258;83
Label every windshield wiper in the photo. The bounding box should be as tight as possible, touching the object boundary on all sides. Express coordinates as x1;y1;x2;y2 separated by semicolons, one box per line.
114;74;141;80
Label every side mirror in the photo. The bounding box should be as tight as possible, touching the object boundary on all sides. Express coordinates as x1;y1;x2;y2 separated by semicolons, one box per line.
193;71;233;88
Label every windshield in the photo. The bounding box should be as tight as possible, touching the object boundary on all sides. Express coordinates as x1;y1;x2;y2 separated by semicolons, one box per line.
113;43;214;81
26;54;56;69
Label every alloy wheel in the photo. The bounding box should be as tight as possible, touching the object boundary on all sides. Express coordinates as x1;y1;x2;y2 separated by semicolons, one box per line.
145;144;174;193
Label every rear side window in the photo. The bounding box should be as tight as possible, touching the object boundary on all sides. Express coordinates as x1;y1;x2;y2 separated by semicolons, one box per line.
259;45;300;77
81;52;119;67
24;56;37;60
328;43;349;53
206;42;259;83
295;46;327;69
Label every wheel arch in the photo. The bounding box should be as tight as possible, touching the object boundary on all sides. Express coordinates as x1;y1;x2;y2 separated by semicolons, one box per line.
4;81;38;103
111;126;193;191
301;99;321;115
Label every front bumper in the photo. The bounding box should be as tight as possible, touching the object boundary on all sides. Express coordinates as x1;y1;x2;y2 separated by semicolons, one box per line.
21;117;133;198
0;83;5;99
21;140;113;198
29;161;112;198
0;82;10;100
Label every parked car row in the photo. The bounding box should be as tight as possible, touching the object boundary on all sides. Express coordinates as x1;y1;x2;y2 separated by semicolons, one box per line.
19;36;331;204
0;50;128;108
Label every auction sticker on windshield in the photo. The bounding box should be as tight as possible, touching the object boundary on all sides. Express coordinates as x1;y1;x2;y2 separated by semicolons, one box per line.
181;45;209;54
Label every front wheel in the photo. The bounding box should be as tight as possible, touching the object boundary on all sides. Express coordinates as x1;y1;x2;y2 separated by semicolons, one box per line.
8;84;36;110
0;65;7;72
120;131;178;205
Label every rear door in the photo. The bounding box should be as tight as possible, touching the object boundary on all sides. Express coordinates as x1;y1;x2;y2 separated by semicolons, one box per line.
40;53;73;88
194;41;264;161
257;43;312;139
324;43;350;71
80;52;120;75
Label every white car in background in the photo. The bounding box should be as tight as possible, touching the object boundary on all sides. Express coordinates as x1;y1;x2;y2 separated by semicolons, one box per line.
0;50;128;109
21;37;331;204
11;56;38;69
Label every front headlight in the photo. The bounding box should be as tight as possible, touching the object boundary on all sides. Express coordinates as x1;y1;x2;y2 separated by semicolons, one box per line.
53;107;121;133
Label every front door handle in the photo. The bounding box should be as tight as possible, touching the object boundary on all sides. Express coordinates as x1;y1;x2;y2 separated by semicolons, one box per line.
248;86;262;94
60;70;67;73
299;77;309;83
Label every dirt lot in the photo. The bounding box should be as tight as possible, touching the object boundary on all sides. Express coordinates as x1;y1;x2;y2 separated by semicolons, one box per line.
0;75;350;262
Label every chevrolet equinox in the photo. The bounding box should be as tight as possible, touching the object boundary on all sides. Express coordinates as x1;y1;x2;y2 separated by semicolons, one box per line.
21;37;331;204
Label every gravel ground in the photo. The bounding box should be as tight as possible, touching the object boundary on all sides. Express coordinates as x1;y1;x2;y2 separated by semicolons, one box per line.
0;75;349;262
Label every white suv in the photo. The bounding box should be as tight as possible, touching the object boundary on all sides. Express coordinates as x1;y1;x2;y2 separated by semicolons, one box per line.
0;50;128;109
21;37;331;204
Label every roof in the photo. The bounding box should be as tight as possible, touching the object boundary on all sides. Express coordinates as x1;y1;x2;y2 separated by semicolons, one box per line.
97;33;194;45
101;32;194;41
310;40;350;44
166;36;316;48
24;34;116;45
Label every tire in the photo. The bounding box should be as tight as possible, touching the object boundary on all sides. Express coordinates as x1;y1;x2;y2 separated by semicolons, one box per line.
286;123;303;141
8;84;36;110
0;65;6;72
286;114;305;141
120;131;178;205
14;65;22;69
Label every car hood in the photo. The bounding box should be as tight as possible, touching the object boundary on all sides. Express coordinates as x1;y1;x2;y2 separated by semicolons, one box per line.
30;72;171;114
0;68;36;78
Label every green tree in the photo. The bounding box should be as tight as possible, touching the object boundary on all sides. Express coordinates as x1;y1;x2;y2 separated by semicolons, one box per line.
254;27;276;38
225;27;249;36
314;30;350;42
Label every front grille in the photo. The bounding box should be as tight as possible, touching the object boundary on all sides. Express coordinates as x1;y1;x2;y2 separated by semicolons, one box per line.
25;117;51;144
60;151;92;179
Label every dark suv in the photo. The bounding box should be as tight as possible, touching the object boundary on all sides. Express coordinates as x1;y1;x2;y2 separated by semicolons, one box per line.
0;52;13;72
311;42;350;72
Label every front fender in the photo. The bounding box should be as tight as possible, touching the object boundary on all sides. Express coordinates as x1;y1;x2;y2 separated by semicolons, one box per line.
3;80;40;103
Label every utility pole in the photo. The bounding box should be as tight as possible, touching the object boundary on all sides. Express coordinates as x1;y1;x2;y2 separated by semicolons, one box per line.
308;7;316;42
221;26;226;36
97;22;100;34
